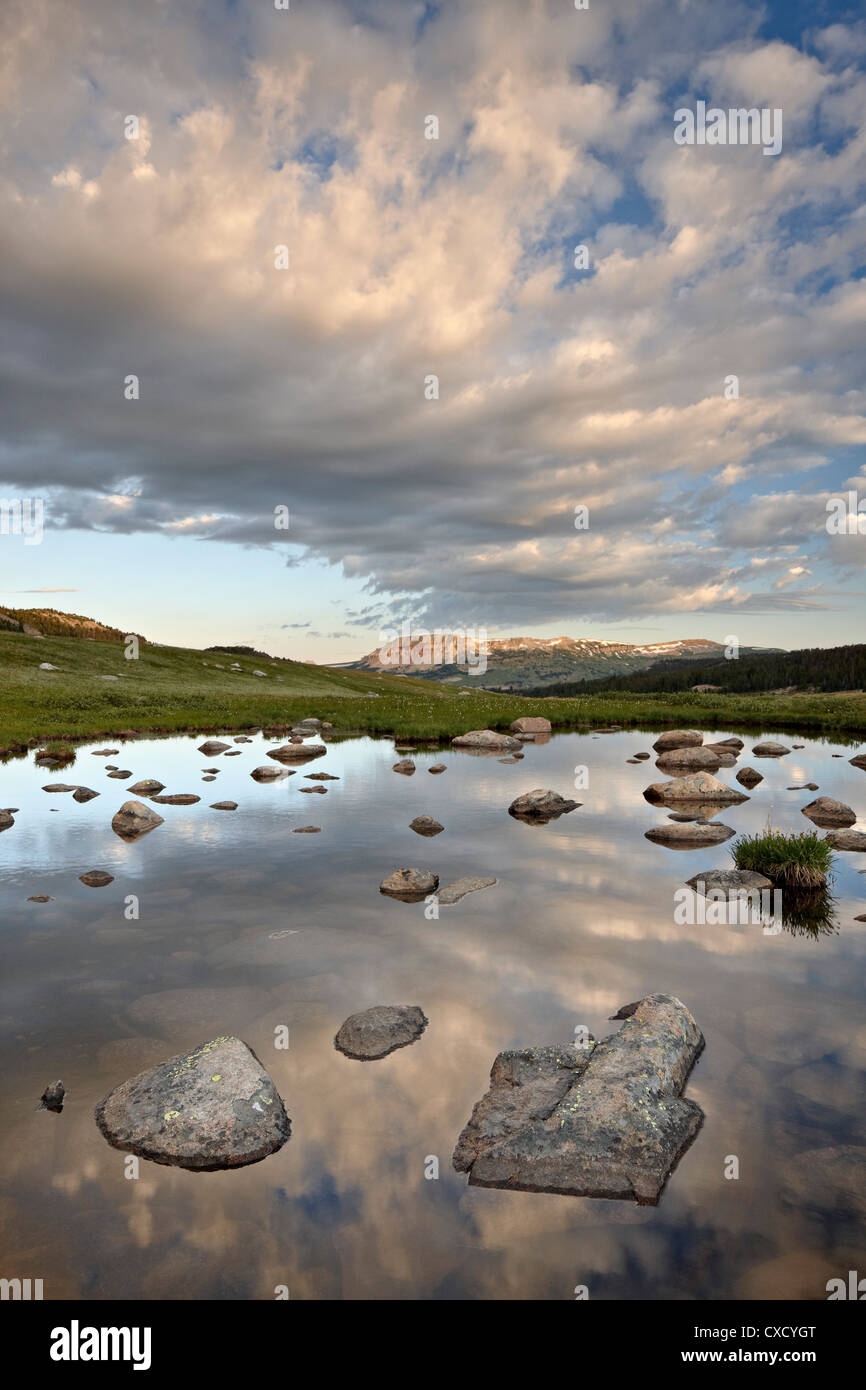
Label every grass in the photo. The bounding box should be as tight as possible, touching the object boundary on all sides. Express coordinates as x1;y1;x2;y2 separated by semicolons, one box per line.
1;628;866;750
731;827;835;889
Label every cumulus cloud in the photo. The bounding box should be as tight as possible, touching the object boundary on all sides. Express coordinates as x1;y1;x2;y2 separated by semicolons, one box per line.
0;0;864;627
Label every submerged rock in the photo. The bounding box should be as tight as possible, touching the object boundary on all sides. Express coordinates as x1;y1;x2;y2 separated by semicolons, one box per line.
380;867;439;900
111;800;165;839
40;1081;65;1112
643;772;748;806
453;994;704;1204
645;822;734;848
210;801;238;811
79;870;115;887
436;876;497;905
293;825;321;833
452;728;522;752
95;1036;290;1170
409;815;444;836
801;797;857;828
652;730;703;752
508;789;580;820
334;1005;428;1060
151;794;201;805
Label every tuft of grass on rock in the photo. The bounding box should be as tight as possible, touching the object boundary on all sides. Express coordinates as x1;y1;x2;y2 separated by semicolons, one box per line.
731;827;834;889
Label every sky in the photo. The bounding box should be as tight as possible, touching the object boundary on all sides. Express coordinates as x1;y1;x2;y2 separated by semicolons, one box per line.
1;0;865;663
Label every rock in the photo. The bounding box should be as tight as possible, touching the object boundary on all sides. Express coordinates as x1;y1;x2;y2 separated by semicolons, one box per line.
201;767;221;774
42;783;78;793
299;785;327;794
40;1081;65;1112
736;767;763;787
643;773;748;806
655;747;721;773
499;756;520;763
788;783;820;791
267;743;327;762
234;736;253;743
453;994;703;1204
202;776;216;782
716;737;744;750
111;800;165;839
652;730;703;752
645;822;735;848
224;750;242;756
91;749;119;756
98;674;120;681
210;801;238;811
509;716;552;735
801;797;857;828
824;829;866;851
685;869;773;896
703;743;740;758
626;758;640;764
39;662;59;671
508;789;580;820
305;772;339;780
436;876;497;905
151;794;201;805
452;729;522;752
428;763;447;774
95;1036;290;1170
380;868;439;900
79;870;115;887
293;825;321;833
250;766;291;781
295;718;322;729
410;815;444;836
72;786;100;803
28;895;54;902
334;1005;427;1060
106;770;133;779
752;741;791;756
392;759;416;775
849;754;866;771
197;741;232;755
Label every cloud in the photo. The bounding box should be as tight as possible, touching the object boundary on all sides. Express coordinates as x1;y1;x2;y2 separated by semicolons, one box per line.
0;0;864;627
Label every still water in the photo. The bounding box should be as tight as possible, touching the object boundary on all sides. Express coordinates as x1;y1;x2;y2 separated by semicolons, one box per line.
1;726;865;1299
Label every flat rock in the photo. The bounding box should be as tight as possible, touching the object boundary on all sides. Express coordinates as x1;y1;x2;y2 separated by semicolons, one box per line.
634;752;651;759
409;815;444;836
392;759;416;775
752;741;791;756
305;772;339;780
509;716;552;735
788;783;820;791
79;870;115;887
453;994;703;1204
428;763;447;774
655;747;721;773
299;785;327;794
685;869;773;896
736;767;763;787
197;741;232;755
716;737;744;751
452;728;522;752
267;743;326;762
644;772;748;805
42;783;78;794
111;800;165;839
91;749;119;756
106;770;133;779
250;765;291;781
210;801;238;811
437;876;497;905
334;1005;427;1060
508;788;580;820
28;894;54;902
652;730;703;752
293;825;321;833
645;822;734;848
824;829;866;851
380;868;439;900
801;797;857;828
95;1036;290;1170
151;794;201;805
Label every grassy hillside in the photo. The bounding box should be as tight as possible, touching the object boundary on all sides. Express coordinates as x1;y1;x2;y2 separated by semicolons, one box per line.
1;628;865;750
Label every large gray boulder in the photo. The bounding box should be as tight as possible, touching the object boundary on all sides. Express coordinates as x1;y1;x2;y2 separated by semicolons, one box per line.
508;789;580;820
111;800;165;839
453;994;703;1204
655;747;721;773
685;869;773;896
824;829;866;851
509;716;552;736
645;822;734;848
334;1005;427;1060
652;730;703;752
801;797;856;828
95;1036;290;1170
643;773;748;806
452;728;522;752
